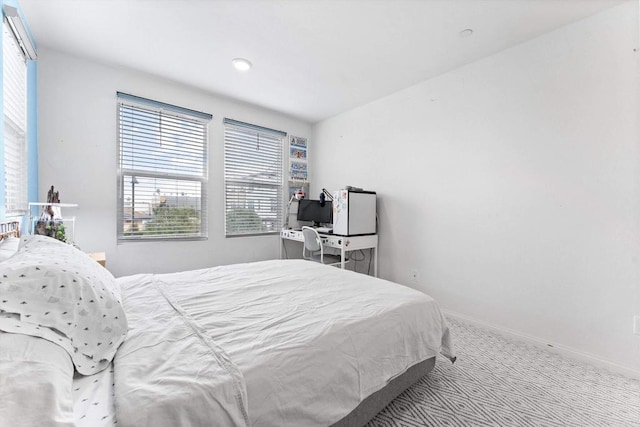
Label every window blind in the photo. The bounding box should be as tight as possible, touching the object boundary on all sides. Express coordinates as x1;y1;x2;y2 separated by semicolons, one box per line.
223;118;285;236
3;19;28;216
117;93;211;241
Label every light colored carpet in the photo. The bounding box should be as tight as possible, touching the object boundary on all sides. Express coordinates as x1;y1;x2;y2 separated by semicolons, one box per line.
368;317;640;426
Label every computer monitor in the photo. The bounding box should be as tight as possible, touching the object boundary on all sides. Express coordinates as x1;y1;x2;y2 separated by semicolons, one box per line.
296;199;332;226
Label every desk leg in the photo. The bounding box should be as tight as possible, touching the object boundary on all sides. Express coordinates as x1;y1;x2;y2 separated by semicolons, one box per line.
373;247;378;277
341;246;346;269
280;237;284;259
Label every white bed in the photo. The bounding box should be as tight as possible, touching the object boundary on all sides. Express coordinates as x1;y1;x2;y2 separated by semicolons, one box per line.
0;235;454;427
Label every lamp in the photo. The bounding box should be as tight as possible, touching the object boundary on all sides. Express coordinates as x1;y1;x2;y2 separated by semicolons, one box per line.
319;188;334;207
3;5;37;60
283;191;304;229
232;58;252;71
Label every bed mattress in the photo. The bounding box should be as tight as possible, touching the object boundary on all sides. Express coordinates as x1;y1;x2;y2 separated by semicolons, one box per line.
113;259;454;426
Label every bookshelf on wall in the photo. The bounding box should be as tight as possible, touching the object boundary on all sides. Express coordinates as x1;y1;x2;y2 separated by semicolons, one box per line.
286;135;309;229
288;135;308;198
28;202;78;244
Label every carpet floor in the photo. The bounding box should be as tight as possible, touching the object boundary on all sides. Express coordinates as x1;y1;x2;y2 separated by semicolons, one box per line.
367;317;640;426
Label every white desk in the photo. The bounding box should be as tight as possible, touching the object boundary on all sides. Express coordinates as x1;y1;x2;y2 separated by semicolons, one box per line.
280;229;378;277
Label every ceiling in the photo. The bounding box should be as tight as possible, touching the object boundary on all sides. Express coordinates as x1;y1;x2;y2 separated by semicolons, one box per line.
19;0;627;123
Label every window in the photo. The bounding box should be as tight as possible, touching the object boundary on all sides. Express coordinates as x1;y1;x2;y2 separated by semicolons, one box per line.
224;119;285;236
117;92;212;241
2;19;28;216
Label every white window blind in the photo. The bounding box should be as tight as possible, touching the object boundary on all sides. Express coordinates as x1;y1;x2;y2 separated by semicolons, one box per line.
224;118;285;236
117;92;212;241
3;19;28;216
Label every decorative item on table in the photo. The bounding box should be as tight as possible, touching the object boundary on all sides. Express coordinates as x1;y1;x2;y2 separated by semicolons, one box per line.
34;185;66;242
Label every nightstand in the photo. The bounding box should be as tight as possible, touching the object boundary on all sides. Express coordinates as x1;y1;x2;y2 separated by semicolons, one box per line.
89;252;106;267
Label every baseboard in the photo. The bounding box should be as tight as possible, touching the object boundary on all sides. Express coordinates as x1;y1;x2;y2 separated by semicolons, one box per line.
442;309;640;380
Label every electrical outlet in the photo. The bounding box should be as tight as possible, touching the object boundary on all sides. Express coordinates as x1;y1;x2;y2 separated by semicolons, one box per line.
410;269;419;285
634;316;640;335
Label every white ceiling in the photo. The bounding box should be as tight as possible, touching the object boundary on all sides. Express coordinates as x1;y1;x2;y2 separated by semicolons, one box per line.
19;0;627;123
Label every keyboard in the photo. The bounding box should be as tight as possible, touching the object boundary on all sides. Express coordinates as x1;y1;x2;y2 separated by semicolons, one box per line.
316;227;333;233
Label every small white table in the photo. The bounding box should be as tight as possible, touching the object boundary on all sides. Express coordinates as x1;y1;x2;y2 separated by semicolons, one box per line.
280;229;378;277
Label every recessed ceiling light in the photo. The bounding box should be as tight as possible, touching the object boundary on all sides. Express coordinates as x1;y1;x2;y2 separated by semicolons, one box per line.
459;29;474;38
232;58;252;71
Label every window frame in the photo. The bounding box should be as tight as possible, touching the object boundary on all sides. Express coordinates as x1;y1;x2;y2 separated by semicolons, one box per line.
2;18;28;217
116;92;212;242
223;118;285;237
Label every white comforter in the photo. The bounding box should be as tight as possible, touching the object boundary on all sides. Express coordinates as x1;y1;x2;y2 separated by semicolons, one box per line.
114;259;454;427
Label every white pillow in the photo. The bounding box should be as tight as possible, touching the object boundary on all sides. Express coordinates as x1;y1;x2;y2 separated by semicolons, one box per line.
0;235;127;374
0;236;20;262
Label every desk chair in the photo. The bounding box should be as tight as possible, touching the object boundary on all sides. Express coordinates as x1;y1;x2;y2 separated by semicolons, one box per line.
301;226;346;267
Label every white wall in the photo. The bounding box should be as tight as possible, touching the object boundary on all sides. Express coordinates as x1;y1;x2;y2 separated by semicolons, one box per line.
312;2;640;373
36;48;311;277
